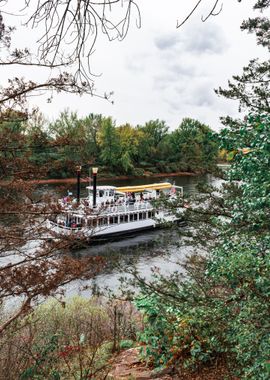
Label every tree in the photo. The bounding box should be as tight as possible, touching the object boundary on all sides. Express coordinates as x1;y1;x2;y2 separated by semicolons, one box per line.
48;110;97;177
137;119;169;165
97;116;120;170
81;113;103;161
0;1;140;333
134;119;270;380
170;118;218;172
0;111;107;334
117;123;142;174
132;2;270;379
216;1;270;116
25;111;104;178
0;1;140;117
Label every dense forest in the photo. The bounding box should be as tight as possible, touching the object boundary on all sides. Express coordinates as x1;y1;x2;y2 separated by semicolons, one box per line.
0;112;218;180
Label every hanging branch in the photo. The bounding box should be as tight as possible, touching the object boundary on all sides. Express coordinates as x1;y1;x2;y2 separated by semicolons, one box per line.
201;0;223;22
176;0;203;28
176;0;224;28
24;0;141;83
0;1;140;110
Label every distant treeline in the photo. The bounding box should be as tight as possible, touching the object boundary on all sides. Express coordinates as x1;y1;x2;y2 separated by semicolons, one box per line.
0;110;219;179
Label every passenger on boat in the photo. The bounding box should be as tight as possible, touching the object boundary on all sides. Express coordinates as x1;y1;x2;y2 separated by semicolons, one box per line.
128;198;135;204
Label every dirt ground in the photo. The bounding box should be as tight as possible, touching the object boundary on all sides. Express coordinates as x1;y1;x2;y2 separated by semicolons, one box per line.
108;348;238;380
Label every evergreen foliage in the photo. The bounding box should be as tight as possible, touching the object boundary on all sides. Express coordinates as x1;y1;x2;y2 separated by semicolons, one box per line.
134;2;270;378
135;114;270;379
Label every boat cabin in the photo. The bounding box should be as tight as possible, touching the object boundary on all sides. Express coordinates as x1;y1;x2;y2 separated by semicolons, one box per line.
85;182;182;207
86;185;117;206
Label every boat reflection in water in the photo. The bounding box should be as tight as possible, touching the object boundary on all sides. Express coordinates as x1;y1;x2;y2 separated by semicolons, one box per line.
64;226;193;298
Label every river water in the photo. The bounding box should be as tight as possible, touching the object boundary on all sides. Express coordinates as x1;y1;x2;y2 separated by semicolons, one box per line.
46;173;211;298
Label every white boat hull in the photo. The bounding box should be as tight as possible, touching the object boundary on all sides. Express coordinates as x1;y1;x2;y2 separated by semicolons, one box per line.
48;213;181;241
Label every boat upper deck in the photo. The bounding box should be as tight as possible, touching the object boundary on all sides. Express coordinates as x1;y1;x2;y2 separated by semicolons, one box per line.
61;199;155;218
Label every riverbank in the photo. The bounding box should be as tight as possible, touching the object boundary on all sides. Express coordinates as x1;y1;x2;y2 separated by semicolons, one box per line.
0;171;197;186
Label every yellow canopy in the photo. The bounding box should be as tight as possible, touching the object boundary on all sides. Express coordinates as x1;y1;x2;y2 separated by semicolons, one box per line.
115;182;172;193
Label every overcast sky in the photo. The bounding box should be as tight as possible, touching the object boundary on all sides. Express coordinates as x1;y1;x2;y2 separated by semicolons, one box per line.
2;0;268;130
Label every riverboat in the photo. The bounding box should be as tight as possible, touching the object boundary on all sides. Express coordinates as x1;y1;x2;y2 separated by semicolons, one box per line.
47;182;184;241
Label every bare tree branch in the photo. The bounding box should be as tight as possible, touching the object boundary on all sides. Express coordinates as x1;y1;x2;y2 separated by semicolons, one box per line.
201;0;223;22
176;0;203;28
177;0;224;28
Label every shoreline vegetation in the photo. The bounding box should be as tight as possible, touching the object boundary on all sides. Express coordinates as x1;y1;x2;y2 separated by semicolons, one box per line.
0;171;198;186
7;113;219;181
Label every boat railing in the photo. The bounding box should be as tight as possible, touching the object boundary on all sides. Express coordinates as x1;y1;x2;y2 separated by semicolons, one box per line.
49;220;82;231
60;198;153;214
102;201;153;214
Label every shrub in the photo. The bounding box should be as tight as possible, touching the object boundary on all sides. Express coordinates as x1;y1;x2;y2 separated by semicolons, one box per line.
135;115;270;379
0;296;141;379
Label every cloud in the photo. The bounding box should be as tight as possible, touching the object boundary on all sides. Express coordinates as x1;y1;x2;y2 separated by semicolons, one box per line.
159;79;216;117
184;23;228;55
168;62;196;77
185;82;216;107
153;60;199;92
151;22;228;115
154;72;190;92
154;23;228;56
154;34;179;50
126;55;145;73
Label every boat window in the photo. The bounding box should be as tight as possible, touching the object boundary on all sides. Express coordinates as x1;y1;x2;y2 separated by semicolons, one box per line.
130;214;134;222
114;216;118;224
98;218;104;226
120;215;124;223
139;212;142;220
148;211;152;218
143;212;147;220
125;214;129;222
109;216;114;224
92;219;97;228
134;213;138;221
109;190;114;196
99;190;104;197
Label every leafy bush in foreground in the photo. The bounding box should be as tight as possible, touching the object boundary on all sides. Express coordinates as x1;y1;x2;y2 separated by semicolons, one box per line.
135;114;270;379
